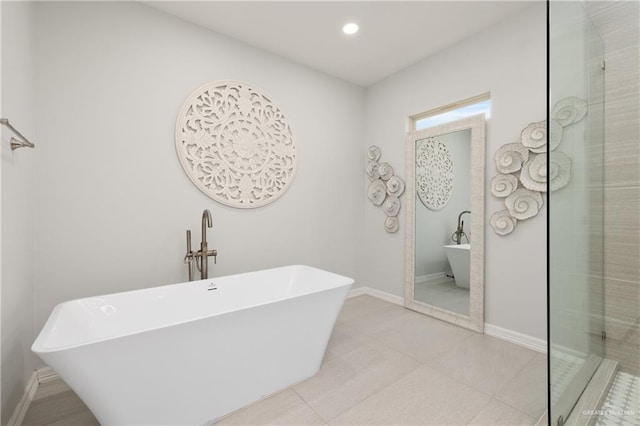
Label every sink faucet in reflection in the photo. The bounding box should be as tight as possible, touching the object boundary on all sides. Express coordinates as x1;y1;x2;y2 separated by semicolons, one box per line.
452;210;471;245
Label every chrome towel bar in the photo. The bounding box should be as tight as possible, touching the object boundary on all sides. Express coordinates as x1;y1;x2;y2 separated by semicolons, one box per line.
1;118;35;151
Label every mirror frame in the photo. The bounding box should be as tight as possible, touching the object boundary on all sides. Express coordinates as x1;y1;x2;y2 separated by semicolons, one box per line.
404;114;485;333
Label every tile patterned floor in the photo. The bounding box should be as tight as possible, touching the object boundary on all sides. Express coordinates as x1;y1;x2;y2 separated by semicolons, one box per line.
549;351;585;407
23;295;547;425
22;379;99;426
595;371;640;426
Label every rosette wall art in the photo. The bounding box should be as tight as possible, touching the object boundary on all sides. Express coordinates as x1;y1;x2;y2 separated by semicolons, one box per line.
489;97;586;235
175;80;297;208
367;146;405;233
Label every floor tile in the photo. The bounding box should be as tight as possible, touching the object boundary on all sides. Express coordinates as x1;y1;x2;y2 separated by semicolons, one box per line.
45;409;100;426
369;310;474;363
426;333;537;395
325;323;379;358
22;390;91;426
340;303;412;337
495;353;548;419
217;389;325;425
467;399;536;425
595;371;640;426
336;295;399;324
330;365;491;425
31;380;73;402
294;339;421;421
550;349;586;406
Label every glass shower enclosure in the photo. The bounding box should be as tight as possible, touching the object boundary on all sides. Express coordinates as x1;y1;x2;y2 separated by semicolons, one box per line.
549;2;605;424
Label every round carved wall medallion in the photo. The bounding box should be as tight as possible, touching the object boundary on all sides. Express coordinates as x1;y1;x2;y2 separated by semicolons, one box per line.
175;80;296;208
416;137;454;210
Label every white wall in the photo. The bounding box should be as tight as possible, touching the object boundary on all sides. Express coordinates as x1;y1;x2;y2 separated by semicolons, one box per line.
0;2;38;422
362;2;547;341
32;1;364;337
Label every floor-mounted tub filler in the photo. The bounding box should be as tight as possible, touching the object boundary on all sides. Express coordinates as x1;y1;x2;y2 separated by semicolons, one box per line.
32;265;353;425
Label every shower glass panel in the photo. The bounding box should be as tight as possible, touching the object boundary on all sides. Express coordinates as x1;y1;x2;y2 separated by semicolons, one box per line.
550;1;605;424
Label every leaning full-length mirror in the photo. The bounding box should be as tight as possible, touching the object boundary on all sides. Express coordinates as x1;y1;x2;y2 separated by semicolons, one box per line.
404;114;485;332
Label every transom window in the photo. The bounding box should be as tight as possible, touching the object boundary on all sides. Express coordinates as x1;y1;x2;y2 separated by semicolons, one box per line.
411;94;491;131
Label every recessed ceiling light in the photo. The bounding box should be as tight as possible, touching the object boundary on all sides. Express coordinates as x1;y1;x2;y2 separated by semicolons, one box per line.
342;23;359;35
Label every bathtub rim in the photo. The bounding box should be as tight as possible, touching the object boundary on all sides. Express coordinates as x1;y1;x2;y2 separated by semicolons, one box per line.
442;243;471;250
32;264;353;354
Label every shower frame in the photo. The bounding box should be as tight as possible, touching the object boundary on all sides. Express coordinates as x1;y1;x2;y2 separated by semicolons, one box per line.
549;1;606;424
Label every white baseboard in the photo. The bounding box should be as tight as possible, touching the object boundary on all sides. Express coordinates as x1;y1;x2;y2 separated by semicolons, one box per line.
36;367;59;383
7;371;38;426
350;287;547;354
484;323;547;353
415;272;446;285
7;367;60;426
346;287;368;298
348;286;404;306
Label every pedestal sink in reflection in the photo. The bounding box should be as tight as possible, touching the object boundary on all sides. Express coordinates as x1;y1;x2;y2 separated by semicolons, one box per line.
443;244;470;289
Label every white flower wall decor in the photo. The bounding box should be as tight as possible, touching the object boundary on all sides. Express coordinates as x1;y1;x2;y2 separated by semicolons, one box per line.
489;97;587;236
175;80;297;208
367;146;405;233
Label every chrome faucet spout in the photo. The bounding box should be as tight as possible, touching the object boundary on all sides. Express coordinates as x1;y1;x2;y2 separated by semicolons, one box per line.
183;209;218;281
201;209;213;245
453;210;471;245
457;210;471;227
199;209;216;279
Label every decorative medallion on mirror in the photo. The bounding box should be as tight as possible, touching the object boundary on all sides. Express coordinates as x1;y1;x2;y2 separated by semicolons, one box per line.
489;97;586;235
175;80;297;208
416;137;455;210
404;114;485;333
366;146;406;233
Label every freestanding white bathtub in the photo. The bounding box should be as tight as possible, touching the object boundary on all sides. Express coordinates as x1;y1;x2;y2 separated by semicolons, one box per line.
32;265;353;425
443;244;471;289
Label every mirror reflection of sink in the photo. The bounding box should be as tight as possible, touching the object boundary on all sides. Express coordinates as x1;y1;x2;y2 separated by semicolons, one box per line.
443;244;470;289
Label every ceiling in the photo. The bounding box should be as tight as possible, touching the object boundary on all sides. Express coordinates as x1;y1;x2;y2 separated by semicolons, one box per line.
145;1;534;87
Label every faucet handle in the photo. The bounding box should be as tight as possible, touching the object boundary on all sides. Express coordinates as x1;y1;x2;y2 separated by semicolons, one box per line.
186;229;193;252
207;249;217;264
185;229;196;281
